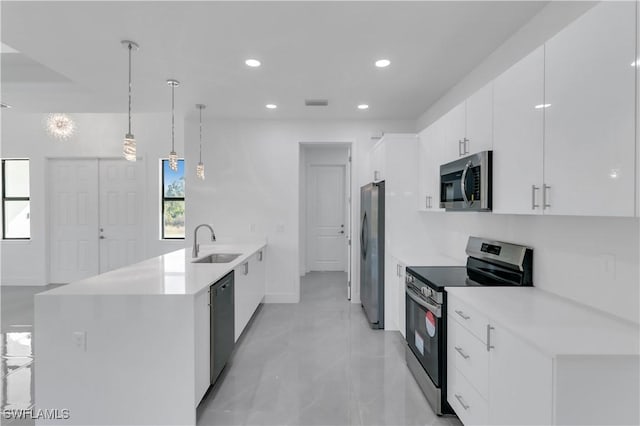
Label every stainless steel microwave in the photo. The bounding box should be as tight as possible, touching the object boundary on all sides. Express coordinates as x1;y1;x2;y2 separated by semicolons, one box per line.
439;150;492;211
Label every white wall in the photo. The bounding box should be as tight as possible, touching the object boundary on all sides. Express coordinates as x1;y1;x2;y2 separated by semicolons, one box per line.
184;119;414;304
299;145;350;275
407;1;639;324
1;112;186;285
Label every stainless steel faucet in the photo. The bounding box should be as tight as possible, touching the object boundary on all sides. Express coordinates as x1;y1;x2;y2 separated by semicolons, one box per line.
193;224;216;258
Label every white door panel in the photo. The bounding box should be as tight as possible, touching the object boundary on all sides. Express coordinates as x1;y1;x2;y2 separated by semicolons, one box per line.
309;165;346;271
49;160;100;283
99;159;144;273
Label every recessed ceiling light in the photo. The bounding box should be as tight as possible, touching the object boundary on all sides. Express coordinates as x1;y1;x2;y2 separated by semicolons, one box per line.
375;59;391;68
357;104;369;110
265;104;277;109
534;104;551;109
245;59;261;67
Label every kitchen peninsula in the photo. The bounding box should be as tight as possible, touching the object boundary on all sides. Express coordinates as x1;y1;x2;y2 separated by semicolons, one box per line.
34;241;267;426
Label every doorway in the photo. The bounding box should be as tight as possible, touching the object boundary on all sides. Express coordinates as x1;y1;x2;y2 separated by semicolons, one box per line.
47;158;145;283
299;144;352;299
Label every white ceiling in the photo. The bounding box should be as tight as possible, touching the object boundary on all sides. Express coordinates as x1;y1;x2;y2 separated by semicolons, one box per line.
1;1;547;120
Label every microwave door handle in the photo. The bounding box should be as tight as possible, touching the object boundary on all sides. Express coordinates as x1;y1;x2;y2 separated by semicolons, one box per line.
460;160;472;206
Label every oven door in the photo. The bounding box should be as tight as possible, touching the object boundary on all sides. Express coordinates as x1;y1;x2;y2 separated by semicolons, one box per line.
405;284;444;386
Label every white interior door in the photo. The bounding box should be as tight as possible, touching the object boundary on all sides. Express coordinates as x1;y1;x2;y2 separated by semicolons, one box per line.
49;159;100;283
308;165;346;271
98;159;144;273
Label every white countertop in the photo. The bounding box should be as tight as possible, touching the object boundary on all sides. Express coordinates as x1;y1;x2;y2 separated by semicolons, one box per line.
37;241;267;297
391;251;462;268
446;287;639;357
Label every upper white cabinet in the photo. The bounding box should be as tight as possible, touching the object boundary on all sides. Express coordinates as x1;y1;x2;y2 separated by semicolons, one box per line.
465;82;494;156
417;123;445;211
544;1;636;217
370;140;385;182
442;101;467;161
493;47;545;215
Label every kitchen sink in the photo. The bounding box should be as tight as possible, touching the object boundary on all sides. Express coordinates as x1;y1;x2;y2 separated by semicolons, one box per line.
192;253;241;264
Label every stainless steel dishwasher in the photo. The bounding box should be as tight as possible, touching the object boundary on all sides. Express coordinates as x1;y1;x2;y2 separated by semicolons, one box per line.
210;271;235;384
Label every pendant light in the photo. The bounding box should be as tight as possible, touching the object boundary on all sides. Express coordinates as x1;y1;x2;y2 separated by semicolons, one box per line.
167;79;180;171
122;40;139;161
195;104;206;180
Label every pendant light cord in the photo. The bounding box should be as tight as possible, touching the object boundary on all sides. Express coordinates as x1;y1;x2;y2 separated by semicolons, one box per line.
199;107;203;163
127;43;133;135
171;83;175;152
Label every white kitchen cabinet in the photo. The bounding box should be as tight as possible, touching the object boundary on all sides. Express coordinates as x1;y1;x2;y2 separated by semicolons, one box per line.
464;82;493;156
194;288;210;402
442;101;467;162
384;254;407;334
493;46;545;215
487;324;552;425
417;122;445;212
447;290;639;425
544;1;636;217
234;250;267;342
370;139;385;182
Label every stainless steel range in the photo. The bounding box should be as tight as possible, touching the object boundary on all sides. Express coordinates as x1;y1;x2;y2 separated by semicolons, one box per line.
404;236;533;415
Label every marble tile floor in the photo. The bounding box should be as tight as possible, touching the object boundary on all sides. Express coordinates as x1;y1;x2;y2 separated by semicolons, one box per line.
0;275;461;426
196;271;462;426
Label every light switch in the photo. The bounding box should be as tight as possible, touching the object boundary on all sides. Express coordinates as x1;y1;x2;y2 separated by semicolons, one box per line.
72;331;86;351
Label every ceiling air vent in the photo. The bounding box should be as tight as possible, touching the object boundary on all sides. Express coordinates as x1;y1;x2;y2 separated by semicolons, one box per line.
305;99;328;107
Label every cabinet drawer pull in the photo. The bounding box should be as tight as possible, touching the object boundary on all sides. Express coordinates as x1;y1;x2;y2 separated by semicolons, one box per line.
454;346;470;359
454;394;470;410
531;185;540;210
486;324;495;352
455;310;470;320
543;184;551;209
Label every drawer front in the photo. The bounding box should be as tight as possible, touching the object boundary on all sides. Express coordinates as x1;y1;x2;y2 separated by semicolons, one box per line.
448;316;489;398
448;367;489;425
448;293;489;343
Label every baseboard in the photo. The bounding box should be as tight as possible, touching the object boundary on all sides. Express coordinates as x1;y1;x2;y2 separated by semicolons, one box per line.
263;293;299;303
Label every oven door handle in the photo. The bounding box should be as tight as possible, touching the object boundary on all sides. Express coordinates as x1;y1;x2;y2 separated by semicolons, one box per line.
460;160;472;207
406;286;442;318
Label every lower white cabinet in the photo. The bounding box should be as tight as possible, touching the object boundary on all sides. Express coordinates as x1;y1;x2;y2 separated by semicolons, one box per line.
447;292;638;425
383;254;407;334
234;249;266;342
194;287;211;402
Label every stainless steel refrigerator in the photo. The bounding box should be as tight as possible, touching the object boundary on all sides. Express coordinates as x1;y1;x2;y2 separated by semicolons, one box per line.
360;181;384;329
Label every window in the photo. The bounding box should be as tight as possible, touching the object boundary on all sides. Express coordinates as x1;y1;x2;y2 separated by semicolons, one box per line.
161;159;185;239
2;159;30;239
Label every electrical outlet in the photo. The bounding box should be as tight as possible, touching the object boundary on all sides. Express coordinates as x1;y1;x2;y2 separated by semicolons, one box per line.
72;331;86;351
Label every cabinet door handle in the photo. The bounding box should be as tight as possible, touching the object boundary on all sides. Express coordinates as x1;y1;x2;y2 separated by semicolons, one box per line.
531;185;540;210
454;394;470;410
374;170;380;181
543;184;551;209
258;251;263;261
454;346;470;359
486;324;495;351
455;310;470;320
243;262;249;275
463;138;469;155
458;139;464;157
426;196;429;209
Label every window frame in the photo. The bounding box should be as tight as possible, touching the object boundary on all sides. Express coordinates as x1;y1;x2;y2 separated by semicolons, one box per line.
2;159;31;240
161;159;185;240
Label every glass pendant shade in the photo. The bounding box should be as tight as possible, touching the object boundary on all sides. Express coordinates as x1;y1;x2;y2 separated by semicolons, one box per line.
169;151;178;171
196;161;205;180
123;133;136;161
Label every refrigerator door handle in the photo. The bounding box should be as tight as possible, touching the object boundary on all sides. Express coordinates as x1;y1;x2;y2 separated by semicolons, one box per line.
361;212;368;259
